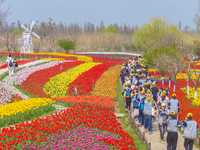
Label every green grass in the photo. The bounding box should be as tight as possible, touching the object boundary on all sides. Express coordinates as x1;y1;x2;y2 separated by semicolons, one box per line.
117;78;147;150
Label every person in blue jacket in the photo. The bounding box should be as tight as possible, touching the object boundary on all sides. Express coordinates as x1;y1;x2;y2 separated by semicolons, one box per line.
166;111;181;150
138;90;145;127
182;113;199;150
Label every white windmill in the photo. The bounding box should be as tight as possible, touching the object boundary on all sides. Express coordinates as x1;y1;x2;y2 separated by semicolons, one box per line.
19;20;40;53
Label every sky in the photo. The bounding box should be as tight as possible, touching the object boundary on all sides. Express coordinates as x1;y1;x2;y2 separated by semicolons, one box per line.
1;0;199;30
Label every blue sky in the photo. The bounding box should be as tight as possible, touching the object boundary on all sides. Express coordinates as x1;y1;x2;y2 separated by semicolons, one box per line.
2;0;199;30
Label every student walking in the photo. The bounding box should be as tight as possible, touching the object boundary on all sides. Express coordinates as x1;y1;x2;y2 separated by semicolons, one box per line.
167;111;181;150
144;97;155;134
158;103;168;143
168;93;179;114
182;113;199;150
13;59;18;75
124;84;132;111
6;55;14;76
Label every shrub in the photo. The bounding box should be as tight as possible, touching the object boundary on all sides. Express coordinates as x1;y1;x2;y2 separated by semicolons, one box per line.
58;39;76;53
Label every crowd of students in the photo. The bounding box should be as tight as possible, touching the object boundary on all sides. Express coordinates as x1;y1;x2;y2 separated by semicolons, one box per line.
120;56;199;150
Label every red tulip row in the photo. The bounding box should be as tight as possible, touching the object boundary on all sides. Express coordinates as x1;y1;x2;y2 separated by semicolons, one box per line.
0;103;136;150
20;61;84;98
0;60;37;70
153;73;200;126
67;62;118;96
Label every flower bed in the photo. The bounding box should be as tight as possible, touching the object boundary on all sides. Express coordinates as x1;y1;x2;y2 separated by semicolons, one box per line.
67;62;118;96
14;61;67;85
53;96;115;109
0;103;136;150
0;82;16;105
43;62;101;98
20;61;84;98
23;126;120;150
0;60;37;70
0;98;55;127
91;65;121;98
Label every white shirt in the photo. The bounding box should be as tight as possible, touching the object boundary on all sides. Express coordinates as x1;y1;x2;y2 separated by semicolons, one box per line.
6;57;13;63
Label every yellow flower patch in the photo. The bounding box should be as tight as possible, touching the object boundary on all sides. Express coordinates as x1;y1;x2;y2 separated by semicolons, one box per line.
28;52;93;62
148;69;159;72
176;73;198;80
181;87;200;106
0;98;54;118
43;62;101;98
91;65;121;98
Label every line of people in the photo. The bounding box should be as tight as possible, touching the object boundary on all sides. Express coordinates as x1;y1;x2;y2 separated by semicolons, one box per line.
120;56;199;150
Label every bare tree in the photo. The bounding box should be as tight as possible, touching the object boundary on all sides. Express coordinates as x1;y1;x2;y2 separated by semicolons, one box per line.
0;0;10;26
0;22;17;55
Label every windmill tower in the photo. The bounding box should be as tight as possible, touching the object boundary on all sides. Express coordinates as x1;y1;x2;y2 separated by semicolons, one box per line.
19;20;40;53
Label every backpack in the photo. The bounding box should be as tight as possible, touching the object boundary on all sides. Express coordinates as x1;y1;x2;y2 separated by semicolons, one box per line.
9;60;13;67
125;90;131;98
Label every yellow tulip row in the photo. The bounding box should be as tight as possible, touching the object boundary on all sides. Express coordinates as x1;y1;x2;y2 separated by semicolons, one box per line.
91;65;121;98
148;69;159;72
181;87;200;106
27;52;93;62
43;62;101;98
40;58;65;61
0;98;54;118
176;73;198;80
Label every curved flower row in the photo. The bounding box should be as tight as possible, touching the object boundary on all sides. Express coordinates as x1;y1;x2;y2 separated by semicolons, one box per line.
53;96;115;109
23;126;120;150
0;60;37;70
0;98;55;127
0;82;15;105
40;58;65;61
0;98;54;118
14;61;67;85
43;62;101;98
67;62;117;96
0;103;136;150
91;65;121;98
20;61;84;97
28;52;93;62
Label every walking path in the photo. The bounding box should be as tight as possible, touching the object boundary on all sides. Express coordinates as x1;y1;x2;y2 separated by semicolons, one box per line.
131;110;199;150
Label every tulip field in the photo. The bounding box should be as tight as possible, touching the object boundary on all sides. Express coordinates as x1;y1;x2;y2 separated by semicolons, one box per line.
0;52;142;150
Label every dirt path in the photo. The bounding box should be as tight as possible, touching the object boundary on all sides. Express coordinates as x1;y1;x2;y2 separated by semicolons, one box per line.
131;110;199;150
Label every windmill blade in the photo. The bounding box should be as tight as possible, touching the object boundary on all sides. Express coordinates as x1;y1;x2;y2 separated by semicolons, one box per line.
30;20;35;31
32;32;40;39
21;24;29;31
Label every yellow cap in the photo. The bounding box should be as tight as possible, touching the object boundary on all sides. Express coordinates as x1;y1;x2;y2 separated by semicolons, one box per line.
147;90;151;94
152;82;156;86
130;74;133;76
161;103;166;107
146;97;151;101
170;111;176;115
132;69;134;72
127;82;130;85
135;73;138;76
172;93;176;97
151;76;154;79
141;64;144;67
129;76;131;79
147;94;151;97
163;90;166;94
187;113;193;117
146;82;149;85
140;90;145;94
131;65;133;67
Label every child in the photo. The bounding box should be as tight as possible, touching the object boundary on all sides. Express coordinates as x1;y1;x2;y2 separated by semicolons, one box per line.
13;59;18;75
166;111;181;150
158;103;168;143
124;84;132;111
182;113;198;150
